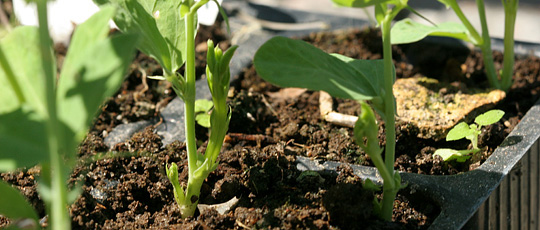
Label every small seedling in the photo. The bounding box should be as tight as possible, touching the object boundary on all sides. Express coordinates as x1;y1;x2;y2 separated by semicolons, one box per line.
434;109;505;162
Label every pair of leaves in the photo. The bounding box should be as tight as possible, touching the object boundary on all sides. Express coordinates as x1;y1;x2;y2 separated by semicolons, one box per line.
446;110;505;141
254;36;388;103
435;110;504;162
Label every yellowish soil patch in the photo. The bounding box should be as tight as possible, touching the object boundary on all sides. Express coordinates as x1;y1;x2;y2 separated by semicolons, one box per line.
394;76;505;140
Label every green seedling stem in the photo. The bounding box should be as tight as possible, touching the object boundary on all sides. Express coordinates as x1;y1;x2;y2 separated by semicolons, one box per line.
501;0;518;90
165;0;235;218
379;4;404;221
36;0;70;228
476;0;500;89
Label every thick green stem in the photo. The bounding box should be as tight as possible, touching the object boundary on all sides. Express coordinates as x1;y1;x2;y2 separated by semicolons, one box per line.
380;15;397;222
184;10;197;179
177;9;202;218
500;0;518;91
37;0;70;229
476;0;500;89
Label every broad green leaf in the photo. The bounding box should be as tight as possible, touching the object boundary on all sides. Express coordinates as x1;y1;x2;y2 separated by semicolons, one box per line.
57;33;138;149
0;26;52;117
0;180;39;224
0;107;48;172
433;148;472;162
0;26;52;171
153;0;189;72
331;54;392;95
391;19;472;45
62;6;115;69
332;0;394;8
446;122;473;141
96;0;172;72
475;109;504;126
254;36;378;101
95;0;191;73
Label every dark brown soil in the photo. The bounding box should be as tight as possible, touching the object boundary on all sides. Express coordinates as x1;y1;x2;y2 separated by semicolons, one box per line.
2;23;539;229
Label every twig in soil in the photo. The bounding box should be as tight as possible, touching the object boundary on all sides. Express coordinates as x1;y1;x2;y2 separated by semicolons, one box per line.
261;94;279;117
319;91;358;128
224;133;275;144
155;96;173;117
133;65;149;102
235;220;252;230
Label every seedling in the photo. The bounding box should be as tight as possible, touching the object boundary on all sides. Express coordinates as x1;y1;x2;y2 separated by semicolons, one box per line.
254;0;419;221
0;3;137;229
434;109;505;162
391;0;518;91
94;0;237;218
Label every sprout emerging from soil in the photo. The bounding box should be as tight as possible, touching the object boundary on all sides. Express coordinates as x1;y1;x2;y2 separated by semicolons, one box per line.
93;0;235;218
435;109;505;162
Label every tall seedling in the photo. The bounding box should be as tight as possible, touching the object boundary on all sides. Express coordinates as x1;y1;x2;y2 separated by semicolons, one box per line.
254;0;410;221
0;2;137;229
93;0;237;218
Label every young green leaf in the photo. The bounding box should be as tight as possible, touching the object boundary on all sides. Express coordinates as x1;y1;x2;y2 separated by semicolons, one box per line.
195;99;213;128
446;122;474;141
0;180;39;225
391;19;472;45
254;36;380;101
433;148;472;162
363;178;381;192
474;109;504;126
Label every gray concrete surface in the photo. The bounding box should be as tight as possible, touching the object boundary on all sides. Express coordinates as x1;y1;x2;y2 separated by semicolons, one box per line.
251;0;540;43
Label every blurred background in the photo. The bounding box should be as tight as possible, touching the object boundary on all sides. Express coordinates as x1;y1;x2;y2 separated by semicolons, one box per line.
251;0;540;43
0;0;538;44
